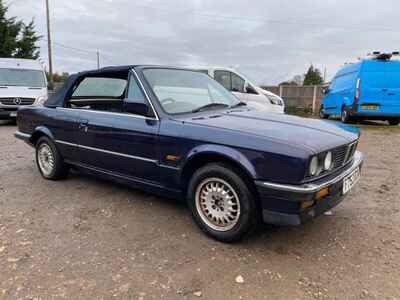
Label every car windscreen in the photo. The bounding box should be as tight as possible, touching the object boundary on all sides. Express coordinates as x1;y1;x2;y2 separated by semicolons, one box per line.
0;68;46;88
143;68;239;114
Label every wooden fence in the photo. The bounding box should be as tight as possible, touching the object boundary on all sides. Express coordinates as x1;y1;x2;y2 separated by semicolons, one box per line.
261;85;325;115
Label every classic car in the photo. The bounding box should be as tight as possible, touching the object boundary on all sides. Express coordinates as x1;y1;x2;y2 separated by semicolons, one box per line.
15;65;364;242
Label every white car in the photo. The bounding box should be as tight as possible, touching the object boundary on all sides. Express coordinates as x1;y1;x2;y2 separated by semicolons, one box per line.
190;66;285;113
0;58;48;120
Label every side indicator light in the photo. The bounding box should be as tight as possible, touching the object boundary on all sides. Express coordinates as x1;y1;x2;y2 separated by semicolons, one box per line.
166;155;178;161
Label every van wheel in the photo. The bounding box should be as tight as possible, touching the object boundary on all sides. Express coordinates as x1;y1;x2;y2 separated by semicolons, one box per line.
341;107;353;124
36;136;69;180
319;106;329;119
388;119;400;126
187;163;259;243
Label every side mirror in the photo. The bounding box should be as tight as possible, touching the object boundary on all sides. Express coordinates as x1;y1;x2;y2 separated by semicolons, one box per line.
323;88;330;95
123;100;149;116
245;85;258;94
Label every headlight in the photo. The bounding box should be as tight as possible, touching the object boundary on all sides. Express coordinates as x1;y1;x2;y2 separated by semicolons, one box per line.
309;156;319;176
324;151;333;170
35;96;47;106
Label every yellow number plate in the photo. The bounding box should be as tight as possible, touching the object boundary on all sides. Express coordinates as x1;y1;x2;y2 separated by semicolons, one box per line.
362;105;379;110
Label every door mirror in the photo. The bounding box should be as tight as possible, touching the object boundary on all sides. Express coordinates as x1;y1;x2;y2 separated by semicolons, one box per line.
323;88;331;95
123;100;149;116
245;85;258;94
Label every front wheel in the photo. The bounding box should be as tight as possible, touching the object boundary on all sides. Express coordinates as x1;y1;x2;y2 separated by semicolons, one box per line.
388;119;400;126
187;163;259;243
36;136;69;180
319;106;329;119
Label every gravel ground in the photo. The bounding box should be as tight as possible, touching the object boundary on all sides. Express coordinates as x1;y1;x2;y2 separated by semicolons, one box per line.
0;120;400;300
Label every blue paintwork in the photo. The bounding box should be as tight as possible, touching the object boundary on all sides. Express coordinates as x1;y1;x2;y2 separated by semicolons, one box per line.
16;66;360;209
322;58;400;119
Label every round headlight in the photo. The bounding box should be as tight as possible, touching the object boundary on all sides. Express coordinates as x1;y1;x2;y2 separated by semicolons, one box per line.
324;152;333;170
309;156;319;176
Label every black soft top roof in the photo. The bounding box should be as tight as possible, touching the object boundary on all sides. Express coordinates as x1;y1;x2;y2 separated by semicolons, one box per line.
44;65;136;107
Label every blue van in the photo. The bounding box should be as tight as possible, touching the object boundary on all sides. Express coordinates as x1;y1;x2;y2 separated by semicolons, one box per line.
320;53;400;125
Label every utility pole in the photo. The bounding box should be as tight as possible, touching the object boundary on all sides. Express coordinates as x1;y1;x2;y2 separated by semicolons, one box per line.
45;0;54;89
97;50;100;69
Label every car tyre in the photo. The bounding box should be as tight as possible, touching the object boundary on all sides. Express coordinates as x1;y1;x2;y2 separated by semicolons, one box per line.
187;163;259;243
319;106;329;119
388;119;400;126
35;136;69;180
341;106;353;124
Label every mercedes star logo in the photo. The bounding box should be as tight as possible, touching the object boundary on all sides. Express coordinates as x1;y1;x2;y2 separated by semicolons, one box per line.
13;98;22;105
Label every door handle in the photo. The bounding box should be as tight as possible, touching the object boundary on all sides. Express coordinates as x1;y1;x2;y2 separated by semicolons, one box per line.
382;89;388;92
79;120;89;132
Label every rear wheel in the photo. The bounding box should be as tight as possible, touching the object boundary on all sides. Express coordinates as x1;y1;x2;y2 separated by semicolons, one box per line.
388;119;400;126
319;106;329;119
187;163;258;242
36;136;69;180
341;106;353;124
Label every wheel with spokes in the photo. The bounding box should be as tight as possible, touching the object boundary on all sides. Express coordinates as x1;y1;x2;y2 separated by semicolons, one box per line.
36;136;69;180
187;163;258;242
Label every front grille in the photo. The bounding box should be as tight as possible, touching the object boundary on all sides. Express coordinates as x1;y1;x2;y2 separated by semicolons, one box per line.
333;141;358;169
0;97;35;106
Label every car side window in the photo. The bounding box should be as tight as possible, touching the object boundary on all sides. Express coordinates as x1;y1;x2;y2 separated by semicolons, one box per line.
214;70;232;91
72;77;127;98
126;76;146;103
231;73;245;93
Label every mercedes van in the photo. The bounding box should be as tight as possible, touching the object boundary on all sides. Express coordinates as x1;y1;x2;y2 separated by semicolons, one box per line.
0;58;48;120
190;66;285;113
320;52;400;125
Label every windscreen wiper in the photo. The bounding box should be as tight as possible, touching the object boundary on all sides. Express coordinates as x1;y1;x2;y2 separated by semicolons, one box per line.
230;101;247;109
192;103;229;113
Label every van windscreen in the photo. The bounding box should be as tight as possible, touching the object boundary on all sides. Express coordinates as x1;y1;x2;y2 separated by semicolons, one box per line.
0;68;46;88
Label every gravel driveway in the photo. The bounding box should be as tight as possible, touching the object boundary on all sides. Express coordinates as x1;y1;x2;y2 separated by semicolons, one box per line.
0;121;399;299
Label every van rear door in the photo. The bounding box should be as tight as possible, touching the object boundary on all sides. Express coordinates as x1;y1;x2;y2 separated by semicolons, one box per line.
384;61;400;105
359;61;386;109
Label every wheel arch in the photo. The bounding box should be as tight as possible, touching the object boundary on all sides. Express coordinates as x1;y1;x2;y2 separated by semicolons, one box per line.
180;145;257;198
29;126;55;145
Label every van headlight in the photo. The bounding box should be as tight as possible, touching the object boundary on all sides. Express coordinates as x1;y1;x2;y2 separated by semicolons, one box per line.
309;156;319;176
324;151;333;170
35;96;47;106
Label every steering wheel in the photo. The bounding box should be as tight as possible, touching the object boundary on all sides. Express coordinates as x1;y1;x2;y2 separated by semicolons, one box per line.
160;98;176;105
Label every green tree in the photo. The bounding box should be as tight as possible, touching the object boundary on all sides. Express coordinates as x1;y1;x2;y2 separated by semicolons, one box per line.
14;20;41;59
303;65;324;86
0;0;40;59
0;1;22;57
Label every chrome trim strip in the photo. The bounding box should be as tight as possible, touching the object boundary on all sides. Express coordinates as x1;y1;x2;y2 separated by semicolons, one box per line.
131;68;159;121
257;151;363;194
55;140;77;147
56;107;154;120
55;140;157;163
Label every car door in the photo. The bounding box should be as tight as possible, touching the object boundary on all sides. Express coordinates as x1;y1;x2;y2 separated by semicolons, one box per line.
74;74;160;184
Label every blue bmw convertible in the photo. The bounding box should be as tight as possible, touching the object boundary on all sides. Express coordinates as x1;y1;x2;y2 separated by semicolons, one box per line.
15;66;363;242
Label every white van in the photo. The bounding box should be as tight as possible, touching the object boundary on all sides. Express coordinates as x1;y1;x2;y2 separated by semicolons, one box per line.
0;58;48;120
190;66;285;113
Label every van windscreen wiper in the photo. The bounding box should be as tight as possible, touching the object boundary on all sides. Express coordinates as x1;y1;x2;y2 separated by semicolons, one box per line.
230;101;247;109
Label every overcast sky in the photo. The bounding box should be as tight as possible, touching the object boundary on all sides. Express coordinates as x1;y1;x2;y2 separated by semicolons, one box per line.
7;0;400;84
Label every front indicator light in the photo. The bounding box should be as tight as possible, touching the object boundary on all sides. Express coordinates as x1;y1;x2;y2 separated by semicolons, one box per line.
300;200;315;209
316;188;329;201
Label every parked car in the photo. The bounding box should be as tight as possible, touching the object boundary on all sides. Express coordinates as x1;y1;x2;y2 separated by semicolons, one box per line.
0;58;48;120
320;52;400;125
15;65;363;242
190;66;285;113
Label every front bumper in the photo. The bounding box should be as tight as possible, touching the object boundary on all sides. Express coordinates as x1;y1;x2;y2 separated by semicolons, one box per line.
255;151;364;226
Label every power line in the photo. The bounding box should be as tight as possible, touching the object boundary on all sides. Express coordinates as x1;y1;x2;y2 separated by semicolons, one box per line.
133;3;399;34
